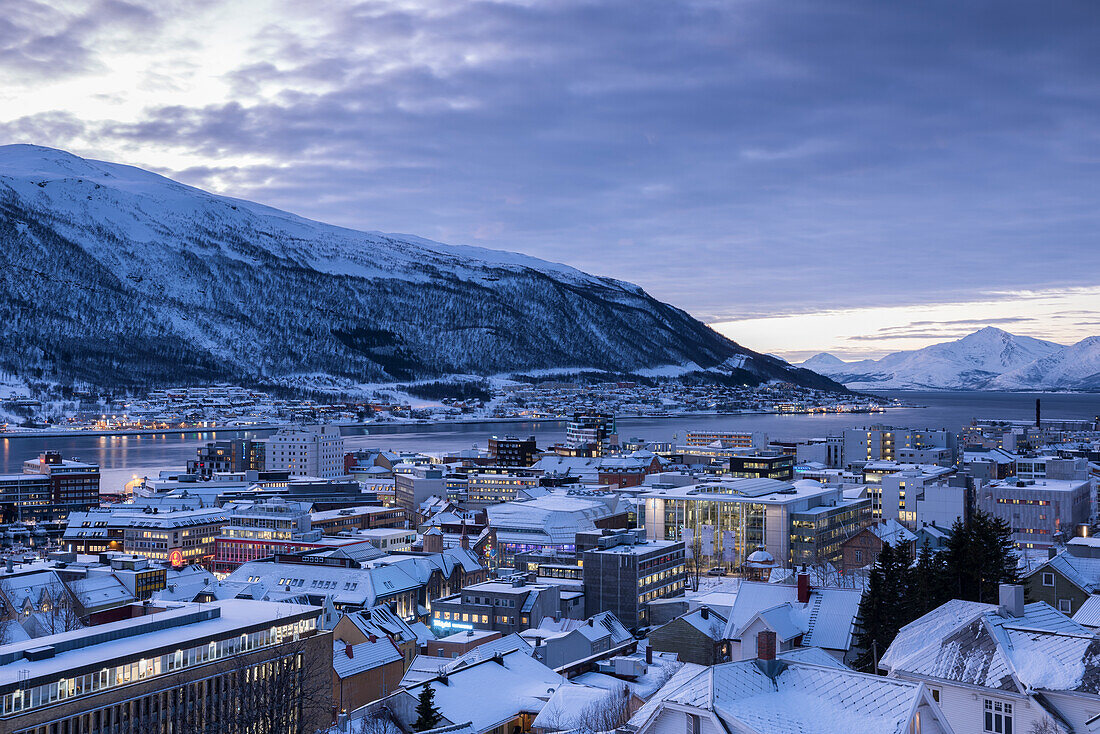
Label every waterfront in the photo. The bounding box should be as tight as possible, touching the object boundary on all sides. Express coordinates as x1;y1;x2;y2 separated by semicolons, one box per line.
2;391;1098;492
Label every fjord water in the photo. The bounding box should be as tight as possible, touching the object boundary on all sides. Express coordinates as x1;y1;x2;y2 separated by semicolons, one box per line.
2;392;1098;492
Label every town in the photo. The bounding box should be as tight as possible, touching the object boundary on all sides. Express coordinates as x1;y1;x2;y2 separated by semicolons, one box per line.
0;380;887;433
0;408;1098;733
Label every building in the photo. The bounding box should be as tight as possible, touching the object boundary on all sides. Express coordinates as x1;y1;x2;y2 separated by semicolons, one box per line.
0;599;330;734
331;634;405;716
684;431;768;449
563;413;618;456
876;466;959;525
486;492;628;564
488;435;539;467
375;647;567;734
840;519;917;571
520;611;634;670
647;605;729;665
0;452;100;523
187;438;266;478
429;575;564;636
720;576;863;662
1023;538;1100;615
310;505;406;534
643;478;871;569
354;528;417;552
213;499;374;574
266;424;345;478
881;586;1100;734
63;505;230;566
394;466;445;519
862;462;956;519
630;639;950;734
465;472;540;509
580;529;685;629
842;425;954;469
978;476;1093;549
727;453;794;480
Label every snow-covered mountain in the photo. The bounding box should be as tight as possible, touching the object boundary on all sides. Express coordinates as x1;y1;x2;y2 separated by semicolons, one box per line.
989;336;1100;391
798;327;1095;390
0;145;843;392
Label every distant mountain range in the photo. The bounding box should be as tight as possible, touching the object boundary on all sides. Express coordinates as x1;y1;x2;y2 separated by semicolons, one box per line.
0;145;844;394
800;327;1100;391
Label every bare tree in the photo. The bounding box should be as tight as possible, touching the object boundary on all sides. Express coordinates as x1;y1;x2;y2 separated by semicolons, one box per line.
34;582;84;636
1028;718;1064;734
575;685;633;733
167;633;333;734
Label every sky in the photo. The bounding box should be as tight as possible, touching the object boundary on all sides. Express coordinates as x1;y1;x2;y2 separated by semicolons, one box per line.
2;0;1098;361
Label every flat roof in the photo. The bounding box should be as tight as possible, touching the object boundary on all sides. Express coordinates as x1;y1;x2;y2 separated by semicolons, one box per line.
0;599;318;688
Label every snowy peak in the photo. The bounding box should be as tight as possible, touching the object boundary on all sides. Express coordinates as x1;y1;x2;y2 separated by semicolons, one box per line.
0;145;845;392
797;328;1095;391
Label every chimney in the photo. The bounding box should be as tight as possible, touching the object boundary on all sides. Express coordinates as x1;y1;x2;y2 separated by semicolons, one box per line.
797;573;810;604
999;584;1025;618
588;618;594;626
1049;546;1058;560
368;633;378;643
1036;398;1041;428
700;606;709;620
756;630;777;661
345;644;354;658
645;646;653;665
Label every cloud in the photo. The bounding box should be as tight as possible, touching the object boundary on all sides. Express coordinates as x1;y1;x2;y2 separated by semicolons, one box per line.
0;0;1098;328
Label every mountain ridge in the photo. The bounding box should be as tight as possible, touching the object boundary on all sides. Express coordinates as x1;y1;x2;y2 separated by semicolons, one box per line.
801;327;1100;391
0;144;844;394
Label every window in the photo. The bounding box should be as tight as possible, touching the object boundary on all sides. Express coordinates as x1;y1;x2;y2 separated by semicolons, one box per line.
984;699;1013;734
1058;599;1072;614
686;714;701;734
854;550;863;563
1042;573;1055;587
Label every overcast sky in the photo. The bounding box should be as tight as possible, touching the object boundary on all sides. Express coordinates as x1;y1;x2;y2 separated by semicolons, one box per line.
3;0;1098;359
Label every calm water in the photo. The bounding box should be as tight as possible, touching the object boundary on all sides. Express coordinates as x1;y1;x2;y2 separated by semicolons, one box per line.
3;391;1098;492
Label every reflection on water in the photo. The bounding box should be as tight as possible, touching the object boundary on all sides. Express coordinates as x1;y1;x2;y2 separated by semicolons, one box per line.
1;391;1098;492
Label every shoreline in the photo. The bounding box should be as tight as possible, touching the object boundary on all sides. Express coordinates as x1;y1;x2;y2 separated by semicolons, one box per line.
0;406;897;440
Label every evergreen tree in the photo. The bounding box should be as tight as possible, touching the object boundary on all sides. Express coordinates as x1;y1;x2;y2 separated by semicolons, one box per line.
413;684;442;731
853;542;902;672
942;510;1018;603
907;539;948;619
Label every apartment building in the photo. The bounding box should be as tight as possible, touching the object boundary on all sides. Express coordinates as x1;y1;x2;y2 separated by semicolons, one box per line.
265;424;345;478
1;452;100;523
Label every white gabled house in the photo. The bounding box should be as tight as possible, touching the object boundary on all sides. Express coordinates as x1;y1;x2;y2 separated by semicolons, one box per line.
629;630;953;734
881;584;1100;734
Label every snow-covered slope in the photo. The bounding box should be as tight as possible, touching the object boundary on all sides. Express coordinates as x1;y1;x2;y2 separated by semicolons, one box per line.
0;145;843;392
989;337;1100;391
800;328;1073;390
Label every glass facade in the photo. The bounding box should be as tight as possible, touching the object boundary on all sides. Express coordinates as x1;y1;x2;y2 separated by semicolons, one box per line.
658;498;765;566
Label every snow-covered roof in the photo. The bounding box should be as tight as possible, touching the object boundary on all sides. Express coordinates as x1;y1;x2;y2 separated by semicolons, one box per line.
1028;552;1100;594
68;575;135;609
867;519;917;545
1072;595;1100;629
632;658;940;734
391;648;565;733
881;598;1100;694
333;636;403;679
722;581;861;652
486;495;621;546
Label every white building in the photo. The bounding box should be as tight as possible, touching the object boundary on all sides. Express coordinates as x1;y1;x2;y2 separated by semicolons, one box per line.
881;585;1100;734
265;424;344;478
979;476;1093;549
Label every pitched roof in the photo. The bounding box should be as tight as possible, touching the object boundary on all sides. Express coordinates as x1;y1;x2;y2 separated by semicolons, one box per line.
722;581;861;652
333;637;403;679
882;599;1100;694
633;659;936;734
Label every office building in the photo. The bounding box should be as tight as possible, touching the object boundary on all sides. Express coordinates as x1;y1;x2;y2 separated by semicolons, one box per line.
63;505;229;567
394;465;445;519
465;472;540;509
979;476;1094;549
684;430;768;449
841;425;954;469
562;413;618;456
187;438;266;478
580;529;685;628
0;600;328;734
429;575;563;635
1;452;100;523
487;435;538;467
643;478;871;568
486;492;628;564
